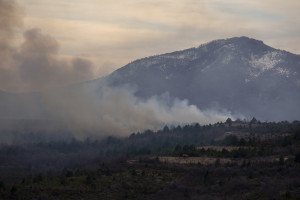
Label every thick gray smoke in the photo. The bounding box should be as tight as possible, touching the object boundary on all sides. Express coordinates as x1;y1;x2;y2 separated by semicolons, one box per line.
0;0;95;93
0;0;21;91
0;0;234;142
0;82;234;142
41;84;233;139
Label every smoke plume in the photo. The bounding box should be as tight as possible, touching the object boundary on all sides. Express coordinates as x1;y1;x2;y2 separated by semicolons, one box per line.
0;0;234;142
41;83;233;139
0;0;95;93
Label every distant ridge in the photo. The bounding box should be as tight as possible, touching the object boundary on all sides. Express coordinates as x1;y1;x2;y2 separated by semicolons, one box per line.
96;36;300;121
1;37;299;121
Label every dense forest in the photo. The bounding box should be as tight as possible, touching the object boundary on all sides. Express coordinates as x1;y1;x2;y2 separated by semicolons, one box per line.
0;119;300;199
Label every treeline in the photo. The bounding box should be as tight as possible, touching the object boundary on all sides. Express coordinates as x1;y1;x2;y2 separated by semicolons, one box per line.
0;119;299;177
126;119;300;154
1;119;300;199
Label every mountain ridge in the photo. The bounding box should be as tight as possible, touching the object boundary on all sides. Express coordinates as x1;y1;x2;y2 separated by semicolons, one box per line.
98;36;300;121
0;36;299;122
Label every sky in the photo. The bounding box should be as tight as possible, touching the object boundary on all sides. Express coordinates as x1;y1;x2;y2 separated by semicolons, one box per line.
1;0;300;92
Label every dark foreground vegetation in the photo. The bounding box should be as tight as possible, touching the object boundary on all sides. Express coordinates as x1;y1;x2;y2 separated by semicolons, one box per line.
0;119;300;199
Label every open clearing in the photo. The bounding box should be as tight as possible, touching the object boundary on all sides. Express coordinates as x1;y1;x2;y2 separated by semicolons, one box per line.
158;156;286;165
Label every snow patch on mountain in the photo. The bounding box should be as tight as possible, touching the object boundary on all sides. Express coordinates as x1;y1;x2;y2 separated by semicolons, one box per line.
276;67;290;77
248;51;284;79
250;51;283;71
160;49;198;61
222;54;233;64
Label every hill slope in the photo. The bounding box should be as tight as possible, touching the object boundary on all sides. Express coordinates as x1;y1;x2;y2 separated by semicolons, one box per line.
95;36;300;121
1;37;299;123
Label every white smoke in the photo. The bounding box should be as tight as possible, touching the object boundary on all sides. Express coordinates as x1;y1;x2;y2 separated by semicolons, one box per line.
0;0;235;141
42;83;233;139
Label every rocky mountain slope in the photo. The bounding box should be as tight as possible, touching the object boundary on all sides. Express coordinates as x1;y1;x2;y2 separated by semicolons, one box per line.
1;37;299;122
97;36;300;121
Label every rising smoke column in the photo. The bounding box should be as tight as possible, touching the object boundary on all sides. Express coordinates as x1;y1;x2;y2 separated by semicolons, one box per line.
0;0;95;93
0;0;235;141
42;84;234;139
0;0;22;91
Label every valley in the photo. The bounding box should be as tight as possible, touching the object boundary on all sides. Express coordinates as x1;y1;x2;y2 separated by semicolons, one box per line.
0;120;299;199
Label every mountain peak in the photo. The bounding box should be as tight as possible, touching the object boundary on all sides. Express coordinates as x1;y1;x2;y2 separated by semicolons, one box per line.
103;37;300;121
205;36;264;46
197;36;272;54
2;37;298;122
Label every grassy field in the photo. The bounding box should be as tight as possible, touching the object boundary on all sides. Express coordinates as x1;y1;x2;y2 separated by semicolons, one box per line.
1;156;299;200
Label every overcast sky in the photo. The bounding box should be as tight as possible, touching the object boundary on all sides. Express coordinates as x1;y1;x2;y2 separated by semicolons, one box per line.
3;0;300;91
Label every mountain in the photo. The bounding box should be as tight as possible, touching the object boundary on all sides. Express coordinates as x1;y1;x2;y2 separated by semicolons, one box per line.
1;36;300;123
91;36;300;121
